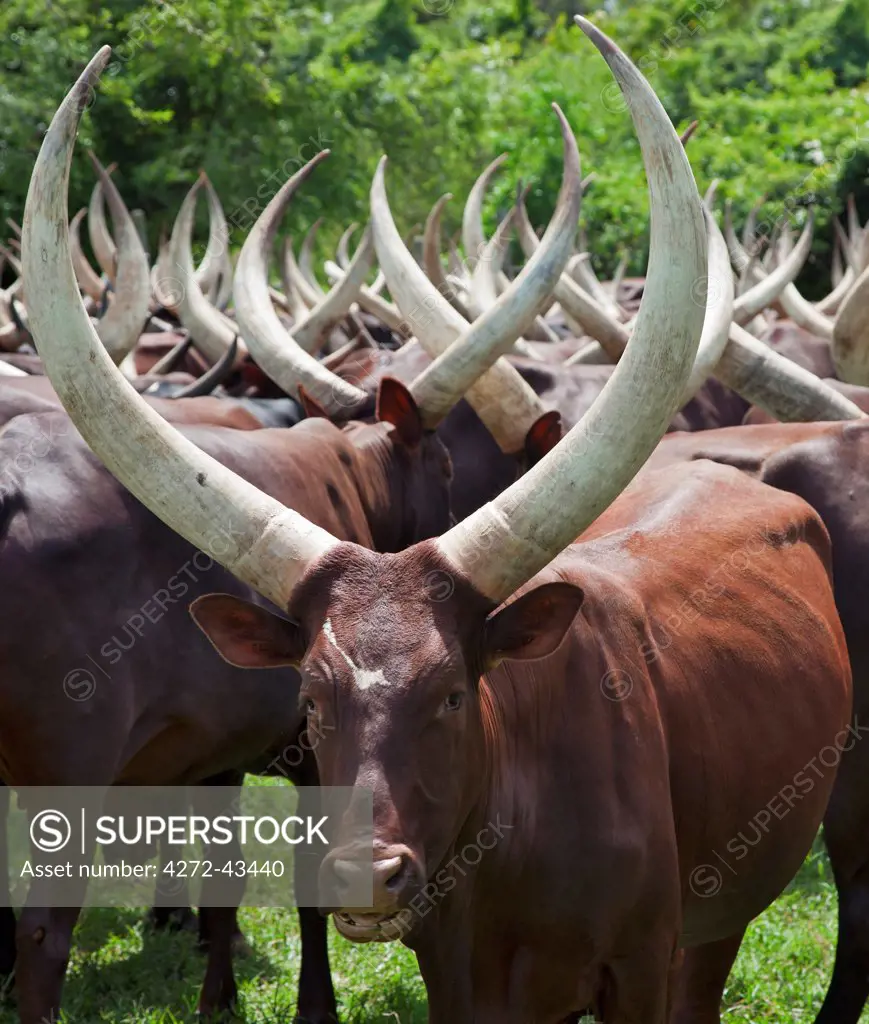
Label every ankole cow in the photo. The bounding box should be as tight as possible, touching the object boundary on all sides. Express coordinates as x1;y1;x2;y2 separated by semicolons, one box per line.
20;23;852;1024
642;418;869;1024
2;29;585;1024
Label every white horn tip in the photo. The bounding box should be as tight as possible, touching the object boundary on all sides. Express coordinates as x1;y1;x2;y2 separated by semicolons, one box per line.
73;47;113;109
574;15;610;50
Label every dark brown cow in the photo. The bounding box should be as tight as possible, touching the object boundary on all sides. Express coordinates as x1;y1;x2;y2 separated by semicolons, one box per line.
3;55;579;1022
331;343;751;520
762;320;837;378
20;26;854;1024
0;386;451;1023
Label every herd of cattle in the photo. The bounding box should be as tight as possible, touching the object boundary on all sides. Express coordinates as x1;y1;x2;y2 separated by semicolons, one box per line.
3;14;869;1024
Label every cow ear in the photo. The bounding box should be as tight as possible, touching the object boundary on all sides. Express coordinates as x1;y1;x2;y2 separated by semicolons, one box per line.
377;376;423;447
189;594;306;668
298;385;331;420
524;410;562;466
483;582;583;667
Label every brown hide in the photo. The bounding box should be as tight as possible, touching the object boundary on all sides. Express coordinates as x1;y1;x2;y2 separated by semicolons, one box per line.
0;377;263;431
193;461;850;1023
650;419;869;1024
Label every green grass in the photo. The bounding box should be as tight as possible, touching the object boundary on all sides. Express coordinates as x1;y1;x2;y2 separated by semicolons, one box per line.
0;837;865;1023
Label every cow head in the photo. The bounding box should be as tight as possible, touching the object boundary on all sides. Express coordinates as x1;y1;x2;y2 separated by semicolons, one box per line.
189;541;583;940
302;376;455;549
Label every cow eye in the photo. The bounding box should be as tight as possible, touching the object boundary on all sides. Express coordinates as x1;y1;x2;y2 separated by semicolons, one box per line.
301;697;316;715
444;692;463;711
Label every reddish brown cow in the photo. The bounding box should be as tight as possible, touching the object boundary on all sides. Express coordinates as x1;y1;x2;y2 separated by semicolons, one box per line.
647;419;869;1024
200;460;846;1024
21;26;854;1024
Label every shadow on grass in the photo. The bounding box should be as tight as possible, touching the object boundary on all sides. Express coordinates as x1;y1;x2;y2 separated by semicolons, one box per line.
785;832;835;898
0;905;430;1024
0;907;277;1024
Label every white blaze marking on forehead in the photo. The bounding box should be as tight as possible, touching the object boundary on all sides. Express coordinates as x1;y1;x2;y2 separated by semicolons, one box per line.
322;618;392;691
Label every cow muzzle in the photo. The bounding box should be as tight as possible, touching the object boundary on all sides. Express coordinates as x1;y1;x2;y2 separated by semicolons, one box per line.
321;842;425;943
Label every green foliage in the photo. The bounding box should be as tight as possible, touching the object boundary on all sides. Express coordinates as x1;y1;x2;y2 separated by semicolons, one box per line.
1;0;868;286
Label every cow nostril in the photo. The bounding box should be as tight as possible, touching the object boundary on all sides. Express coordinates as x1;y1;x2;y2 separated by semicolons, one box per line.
372;854;406;894
384;856;408;893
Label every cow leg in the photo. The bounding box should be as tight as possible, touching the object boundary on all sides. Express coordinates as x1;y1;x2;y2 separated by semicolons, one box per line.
15;871;86;1024
669;930;745;1024
192;773;245;1019
596;939;680;1024
286;750;337;1023
815;702;869;1024
148;789;196;934
0;785;17;982
197;906;240;1019
15;799;94;1024
813;858;869;1024
295;907;337;1023
15;904;81;1024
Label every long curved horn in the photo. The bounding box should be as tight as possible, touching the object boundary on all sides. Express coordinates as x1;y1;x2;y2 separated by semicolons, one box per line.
193;175;229;296
817;261;855;315
832;230;844;287
563;210;859;419
23;47;340;609
148;332;194;375
462;153;508;261
467;208;515;316
476;198;563;356
171;337;238;398
607;251;629;304
151;232;177;311
720;322;863;420
87;166;118;282
847;194;860;247
69;207;104;301
723;198;749;268
733;212;814;325
370;122;571;451
703;178;720;209
88;153;151;366
681;207;734;404
279;238;314;322
770;279;834;340
299;219;326;298
679;120;699;145
437;17;706;603
515;196;628;361
293;228;375;354
567;250;622;322
336;223;359;270
742;195;766;255
832;263;869;385
165;174;239;363
835;217;863;277
283;238;321;309
322;262;411;337
233;152;368;415
423;194;473;320
730;208;834;339
408;107;582;428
